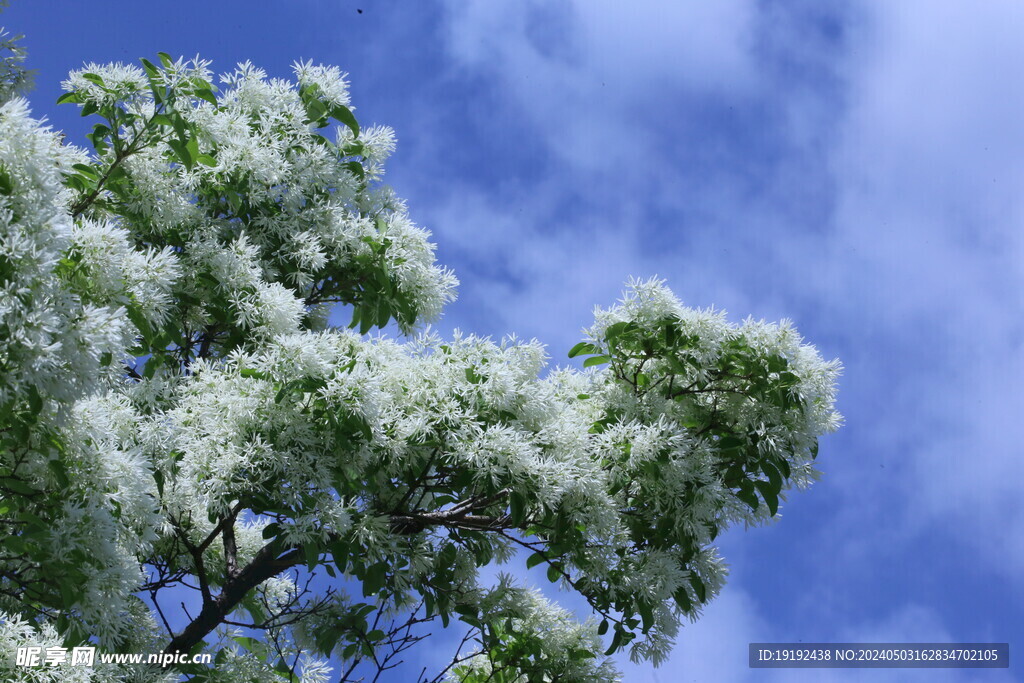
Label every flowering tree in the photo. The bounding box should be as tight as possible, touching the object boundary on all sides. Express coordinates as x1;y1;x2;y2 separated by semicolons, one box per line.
0;2;34;104
0;54;841;682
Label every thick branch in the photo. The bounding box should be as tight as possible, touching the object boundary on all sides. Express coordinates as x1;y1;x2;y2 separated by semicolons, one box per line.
163;542;303;655
389;509;510;536
223;519;238;579
163;493;510;658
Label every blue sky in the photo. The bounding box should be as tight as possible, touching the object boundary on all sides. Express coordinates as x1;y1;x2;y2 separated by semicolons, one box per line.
7;1;1022;680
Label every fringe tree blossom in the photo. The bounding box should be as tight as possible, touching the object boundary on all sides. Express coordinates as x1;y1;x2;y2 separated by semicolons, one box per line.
0;54;840;682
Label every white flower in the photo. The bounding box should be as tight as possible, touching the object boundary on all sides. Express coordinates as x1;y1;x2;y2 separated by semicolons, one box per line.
292;60;351;108
62;62;148;107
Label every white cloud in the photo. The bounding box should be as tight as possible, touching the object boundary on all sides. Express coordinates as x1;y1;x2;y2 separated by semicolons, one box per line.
443;0;756;93
440;0;758;174
817;0;1024;576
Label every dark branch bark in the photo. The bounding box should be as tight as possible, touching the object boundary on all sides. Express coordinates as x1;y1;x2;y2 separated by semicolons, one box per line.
223;519;238;579
163;543;303;655
162;496;512;659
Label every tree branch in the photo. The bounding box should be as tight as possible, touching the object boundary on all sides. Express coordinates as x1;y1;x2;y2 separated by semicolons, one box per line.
163;542;304;655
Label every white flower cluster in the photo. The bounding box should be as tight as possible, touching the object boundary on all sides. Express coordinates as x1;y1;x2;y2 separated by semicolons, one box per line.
292;60;351;109
0;100;132;414
59;58;458;337
68;219;181;324
138;278;836;660
61;62;148;109
0;100;183;646
197;640;332;683
449;577;622;682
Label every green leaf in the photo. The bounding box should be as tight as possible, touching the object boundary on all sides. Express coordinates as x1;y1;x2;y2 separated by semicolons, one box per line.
59;579;78;609
304;544;320;571
343;160;365;180
140;58;160;78
735;486;759;511
331;104;359;136
64;174;88;192
194;87;218;106
88;123;111;143
582;355;611;368
638;601;656;633
329;541;349;571
509;492;527;526
362;562;387;596
376;300;391;328
157;52;175;68
604;628;623;656
546;563;562;583
776;457;791;479
358;305;374;335
304;97;327;123
760;459;783;494
754;479;779;516
567;342;597;358
717;435;744;451
439;542;457;567
737;479;761;509
663;322;678;347
525;552;545;570
689;574;707;603
172;114;187;142
603;321;634;341
72;163;99;179
126;310;154;349
673;587;692;612
80;72;105;87
598;618;609;636
186;136;200;164
56;91;80;105
232;636;267;657
167;138;193;169
273;657;297;681
778;371;800;387
570;647;597;661
26;384;43;415
47;459;69;488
